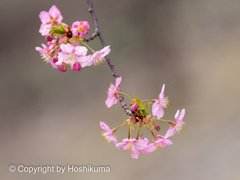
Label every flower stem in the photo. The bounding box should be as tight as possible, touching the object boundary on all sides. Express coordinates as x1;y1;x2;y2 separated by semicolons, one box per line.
82;41;94;53
141;99;156;103
112;123;125;133
151;117;173;123
118;92;133;101
50;44;61;54
136;127;141;139
128;125;131;139
145;126;156;139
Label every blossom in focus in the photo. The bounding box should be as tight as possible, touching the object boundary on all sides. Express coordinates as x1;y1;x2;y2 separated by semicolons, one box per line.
105;77;122;108
142;135;173;154
152;84;169;119
71;21;90;37
90;46;111;65
35;44;57;69
56;44;91;71
165;109;185;138
39;5;63;36
116;138;149;159
100;121;118;144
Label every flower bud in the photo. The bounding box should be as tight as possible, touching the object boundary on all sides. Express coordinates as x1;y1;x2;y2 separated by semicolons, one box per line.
71;62;82;71
53;57;58;64
131;103;138;111
59;62;68;72
155;124;160;131
46;33;53;42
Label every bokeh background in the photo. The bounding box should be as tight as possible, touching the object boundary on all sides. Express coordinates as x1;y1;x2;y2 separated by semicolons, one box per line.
1;0;240;179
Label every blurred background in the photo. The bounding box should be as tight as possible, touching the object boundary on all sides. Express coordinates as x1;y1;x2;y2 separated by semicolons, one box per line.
1;0;240;179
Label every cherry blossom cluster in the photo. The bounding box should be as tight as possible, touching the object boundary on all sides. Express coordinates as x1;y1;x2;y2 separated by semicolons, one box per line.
101;77;185;159
35;5;110;72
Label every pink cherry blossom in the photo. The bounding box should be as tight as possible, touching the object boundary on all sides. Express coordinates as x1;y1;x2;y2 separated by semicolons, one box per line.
105;77;122;108
90;46;111;65
100;121;118;144
71;21;90;37
165;109;185;138
116;138;149;159
56;44;91;70
39;5;63;36
142;135;173;154
152;84;169;119
35;44;57;69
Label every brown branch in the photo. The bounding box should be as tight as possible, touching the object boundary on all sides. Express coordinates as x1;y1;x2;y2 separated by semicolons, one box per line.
86;0;133;117
82;31;99;42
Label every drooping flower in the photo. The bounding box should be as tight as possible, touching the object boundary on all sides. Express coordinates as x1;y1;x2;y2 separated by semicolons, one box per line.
100;121;118;144
71;21;90;37
56;43;91;71
152;84;169;119
90;46;111;65
165;109;185;138
35;44;57;69
116;138;149;159
105;77;122;108
39;5;63;36
142;135;173;154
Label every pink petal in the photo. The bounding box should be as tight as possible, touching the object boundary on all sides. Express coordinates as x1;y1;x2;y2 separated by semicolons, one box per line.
90;51;100;62
105;84;117;108
163;139;173;146
39;24;51;36
178;109;185;124
143;143;157;153
152;101;164;119
71;28;79;37
105;134;118;144
78;56;93;67
60;44;74;54
49;5;63;21
56;52;67;65
157;135;173;147
159;84;165;100
100;46;111;58
175;110;180;119
74;46;88;56
165;127;175;139
81;21;90;29
39;11;51;24
130;149;140;159
35;47;43;53
115;77;122;87
105;96;116;108
116;141;128;149
100;121;112;132
134;138;149;150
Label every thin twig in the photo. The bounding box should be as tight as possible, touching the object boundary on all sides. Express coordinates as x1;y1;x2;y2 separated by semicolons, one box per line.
86;0;133;116
82;31;98;42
